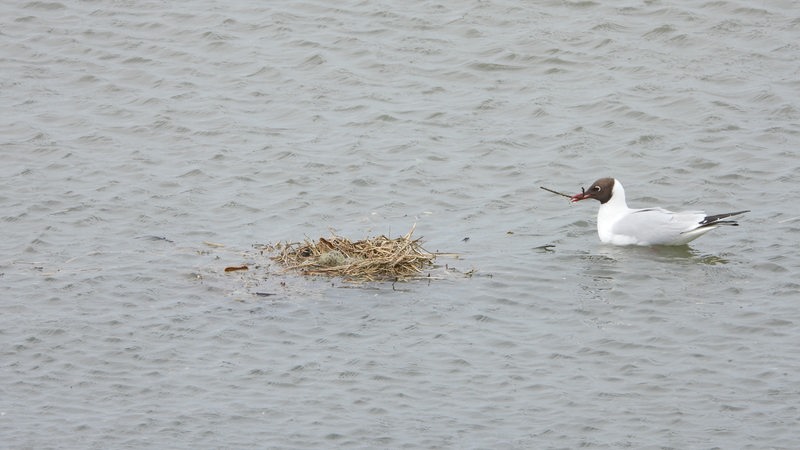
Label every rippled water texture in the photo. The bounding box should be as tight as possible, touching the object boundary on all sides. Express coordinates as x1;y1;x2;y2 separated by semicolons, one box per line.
2;0;799;448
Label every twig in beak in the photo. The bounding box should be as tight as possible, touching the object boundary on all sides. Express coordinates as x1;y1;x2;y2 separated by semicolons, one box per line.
540;186;572;199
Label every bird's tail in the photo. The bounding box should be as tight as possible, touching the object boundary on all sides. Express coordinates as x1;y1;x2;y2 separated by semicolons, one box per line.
699;210;750;227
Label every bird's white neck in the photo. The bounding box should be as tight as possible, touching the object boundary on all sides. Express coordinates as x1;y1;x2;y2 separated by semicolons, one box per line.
596;179;633;243
605;179;629;209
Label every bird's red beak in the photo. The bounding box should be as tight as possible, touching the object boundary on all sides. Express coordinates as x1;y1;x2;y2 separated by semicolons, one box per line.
570;188;590;203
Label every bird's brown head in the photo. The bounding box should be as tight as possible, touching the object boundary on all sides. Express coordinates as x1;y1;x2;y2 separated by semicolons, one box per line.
570;177;615;204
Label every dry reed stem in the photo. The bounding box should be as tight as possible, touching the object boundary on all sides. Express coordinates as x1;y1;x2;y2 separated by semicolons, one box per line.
270;226;436;282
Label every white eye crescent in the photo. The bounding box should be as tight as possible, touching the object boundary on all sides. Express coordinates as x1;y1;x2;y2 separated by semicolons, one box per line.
593;185;601;191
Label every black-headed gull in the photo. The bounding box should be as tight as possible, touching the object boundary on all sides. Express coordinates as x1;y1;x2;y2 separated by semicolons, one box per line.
570;177;749;246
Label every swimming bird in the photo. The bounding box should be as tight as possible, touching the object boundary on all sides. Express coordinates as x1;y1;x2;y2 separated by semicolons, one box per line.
570;177;749;246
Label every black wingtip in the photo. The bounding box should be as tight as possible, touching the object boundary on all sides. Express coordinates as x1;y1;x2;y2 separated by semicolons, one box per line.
700;210;750;226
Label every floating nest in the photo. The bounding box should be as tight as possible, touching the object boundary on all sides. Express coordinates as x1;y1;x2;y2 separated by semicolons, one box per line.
270;226;437;282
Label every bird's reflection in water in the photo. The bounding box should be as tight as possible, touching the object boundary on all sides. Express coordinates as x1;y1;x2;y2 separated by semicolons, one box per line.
588;244;731;266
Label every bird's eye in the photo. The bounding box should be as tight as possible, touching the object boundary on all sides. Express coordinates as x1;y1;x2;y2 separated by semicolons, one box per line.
593;185;601;191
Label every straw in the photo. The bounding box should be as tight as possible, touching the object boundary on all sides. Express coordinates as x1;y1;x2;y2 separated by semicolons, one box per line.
270;225;437;282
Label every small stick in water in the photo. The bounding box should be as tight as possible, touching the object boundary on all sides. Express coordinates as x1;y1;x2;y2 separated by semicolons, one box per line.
540;186;573;199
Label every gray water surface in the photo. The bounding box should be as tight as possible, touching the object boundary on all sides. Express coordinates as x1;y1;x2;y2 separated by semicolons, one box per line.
2;1;799;449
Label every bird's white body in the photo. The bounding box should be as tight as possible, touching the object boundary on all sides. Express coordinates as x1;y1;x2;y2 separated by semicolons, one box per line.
596;181;711;246
571;178;748;246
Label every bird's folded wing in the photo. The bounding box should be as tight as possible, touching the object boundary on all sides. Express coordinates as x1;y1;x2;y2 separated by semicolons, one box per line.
612;208;706;243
